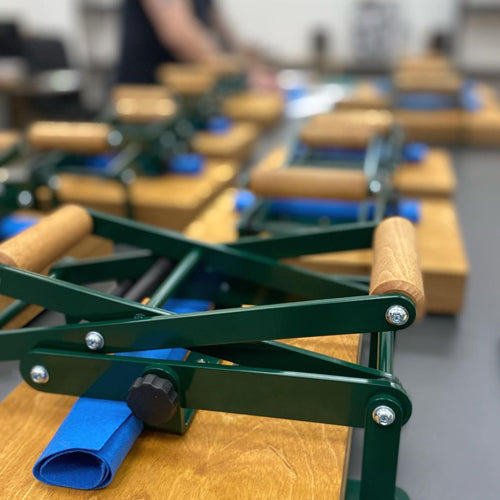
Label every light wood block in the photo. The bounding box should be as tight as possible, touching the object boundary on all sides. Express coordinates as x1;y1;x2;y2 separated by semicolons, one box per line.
0;204;360;499
336;80;390;110
191;123;258;162
185;190;469;314
54;160;239;231
0;130;20;152
223;91;284;128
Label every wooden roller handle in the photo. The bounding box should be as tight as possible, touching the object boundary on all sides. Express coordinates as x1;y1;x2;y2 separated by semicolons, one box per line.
27;122;114;154
0;205;93;273
370;217;425;319
248;167;367;201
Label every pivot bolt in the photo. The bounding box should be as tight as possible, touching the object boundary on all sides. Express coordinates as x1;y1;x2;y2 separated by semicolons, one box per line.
385;305;409;326
30;365;49;384
85;331;105;351
372;405;396;426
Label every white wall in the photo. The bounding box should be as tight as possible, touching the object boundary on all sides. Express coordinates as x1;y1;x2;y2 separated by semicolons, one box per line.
0;0;459;66
219;0;458;63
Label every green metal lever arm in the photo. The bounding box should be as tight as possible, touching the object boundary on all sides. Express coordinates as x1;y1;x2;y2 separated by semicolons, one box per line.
20;348;412;428
0;293;415;361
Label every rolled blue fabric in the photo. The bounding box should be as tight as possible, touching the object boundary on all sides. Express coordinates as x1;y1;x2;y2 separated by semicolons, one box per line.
0;214;40;240
267;198;421;223
33;298;211;490
169;153;205;175
234;189;256;212
396;93;457;110
460;81;482;111
402;142;429;163
207;116;233;134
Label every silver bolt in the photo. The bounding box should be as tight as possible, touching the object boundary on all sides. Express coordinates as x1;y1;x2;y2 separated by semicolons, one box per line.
385;305;409;326
30;365;49;384
372;405;396;426
17;190;33;207
85;331;105;351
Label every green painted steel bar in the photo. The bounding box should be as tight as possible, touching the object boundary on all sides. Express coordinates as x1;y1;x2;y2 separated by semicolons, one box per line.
193;340;392;381
89;209;368;299
0;265;168;322
148;249;202;307
19;348;412;427
229;222;376;258
360;397;404;500
0;294;415;361
50;250;156;284
377;331;395;374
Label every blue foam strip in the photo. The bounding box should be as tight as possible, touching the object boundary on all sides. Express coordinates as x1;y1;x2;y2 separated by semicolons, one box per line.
33;298;211;490
207;116;233;134
268;198;421;223
396;93;457;110
169;153;205;175
0;214;40;240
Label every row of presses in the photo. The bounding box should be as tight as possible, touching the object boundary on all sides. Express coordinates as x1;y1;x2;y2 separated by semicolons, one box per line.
0;54;472;499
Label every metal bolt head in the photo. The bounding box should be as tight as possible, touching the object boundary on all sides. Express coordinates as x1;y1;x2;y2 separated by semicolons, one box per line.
385;305;409;326
30;365;49;384
372;405;396;426
17;190;33;207
85;331;105;351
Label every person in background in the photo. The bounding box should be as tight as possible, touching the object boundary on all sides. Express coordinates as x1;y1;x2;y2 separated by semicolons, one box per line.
117;0;277;89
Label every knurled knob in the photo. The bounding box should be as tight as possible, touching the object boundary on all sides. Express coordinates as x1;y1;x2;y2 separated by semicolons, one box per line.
126;373;179;426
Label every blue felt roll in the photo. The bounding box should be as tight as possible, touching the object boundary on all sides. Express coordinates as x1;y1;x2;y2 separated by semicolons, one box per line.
0;214;40;240
169;153;205;175
207;116;233;134
396;93;457;110
33;298;212;490
312;147;366;162
234;189;256;212
267;198;421;223
402;142;429;163
460;81;482;111
84;153;117;170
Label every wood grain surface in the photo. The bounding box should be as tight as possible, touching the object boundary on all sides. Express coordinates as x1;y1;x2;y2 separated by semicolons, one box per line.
222;91;284;128
249;166;367;200
0;205;93;272
0;130;20;152
369;217;425;318
55;159;238;231
185;189;469;314
27;122;112;154
191;123;258;161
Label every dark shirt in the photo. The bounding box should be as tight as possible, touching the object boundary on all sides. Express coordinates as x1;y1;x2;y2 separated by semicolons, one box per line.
117;0;213;84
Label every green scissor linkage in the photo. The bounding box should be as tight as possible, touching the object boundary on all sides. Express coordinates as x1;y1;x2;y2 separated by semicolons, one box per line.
0;208;419;499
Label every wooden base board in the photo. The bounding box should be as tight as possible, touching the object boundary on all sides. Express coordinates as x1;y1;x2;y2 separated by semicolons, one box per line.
185;189;469;314
191;122;258;162
54;159;239;231
254;146;456;198
0;212;360;500
222;91;284;128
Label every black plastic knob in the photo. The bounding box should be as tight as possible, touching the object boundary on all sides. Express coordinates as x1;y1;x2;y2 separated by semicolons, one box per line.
126;373;179;427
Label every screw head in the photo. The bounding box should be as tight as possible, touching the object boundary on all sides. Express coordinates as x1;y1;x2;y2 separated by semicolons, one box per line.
30;365;49;384
385;305;409;326
85;331;105;351
372;405;396;426
17;190;33;207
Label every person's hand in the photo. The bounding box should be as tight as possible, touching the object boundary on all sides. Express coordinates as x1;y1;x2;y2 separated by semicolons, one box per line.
247;62;280;92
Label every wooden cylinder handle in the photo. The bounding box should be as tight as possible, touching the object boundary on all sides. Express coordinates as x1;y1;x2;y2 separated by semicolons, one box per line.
27;122;116;154
248;167;367;201
0;205;93;274
370;217;425;320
